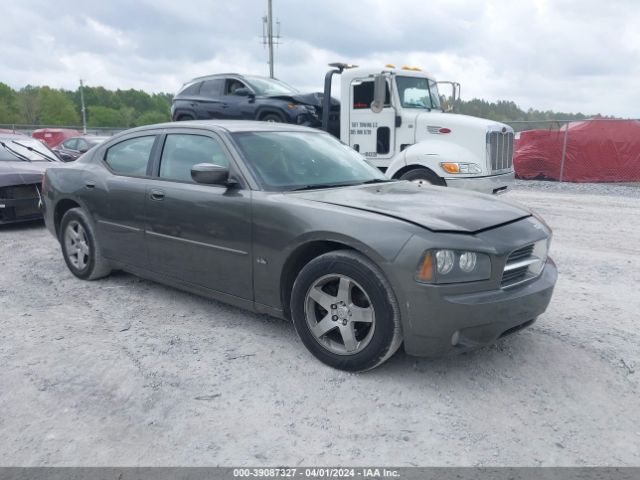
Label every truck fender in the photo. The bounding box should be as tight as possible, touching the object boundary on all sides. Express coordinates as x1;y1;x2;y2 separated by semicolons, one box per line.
386;140;480;180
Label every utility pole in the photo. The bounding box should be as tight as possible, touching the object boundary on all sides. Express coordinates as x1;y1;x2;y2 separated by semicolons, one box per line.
262;0;281;78
79;79;87;134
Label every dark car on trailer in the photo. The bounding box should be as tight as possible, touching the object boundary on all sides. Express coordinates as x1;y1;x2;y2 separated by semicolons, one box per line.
171;74;339;134
41;120;557;371
53;136;110;162
0;134;60;225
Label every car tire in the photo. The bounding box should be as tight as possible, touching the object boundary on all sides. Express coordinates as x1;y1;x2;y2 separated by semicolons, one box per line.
59;208;111;281
399;168;446;187
291;250;402;372
261;113;285;123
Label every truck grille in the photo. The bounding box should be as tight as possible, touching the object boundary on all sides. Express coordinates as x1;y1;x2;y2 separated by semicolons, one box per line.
487;129;514;173
501;241;547;288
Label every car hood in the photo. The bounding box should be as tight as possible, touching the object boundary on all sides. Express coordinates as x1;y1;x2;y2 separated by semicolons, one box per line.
292;182;531;233
0;161;49;188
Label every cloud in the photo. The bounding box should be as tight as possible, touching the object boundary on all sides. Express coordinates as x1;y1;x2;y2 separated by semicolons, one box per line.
0;0;637;117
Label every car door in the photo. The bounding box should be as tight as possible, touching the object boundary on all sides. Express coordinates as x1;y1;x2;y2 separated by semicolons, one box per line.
195;78;225;119
144;130;253;300
57;138;78;161
88;132;160;268
220;78;255;120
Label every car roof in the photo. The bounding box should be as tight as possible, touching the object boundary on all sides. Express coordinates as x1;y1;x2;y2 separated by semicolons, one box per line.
188;73;275;82
120;120;322;135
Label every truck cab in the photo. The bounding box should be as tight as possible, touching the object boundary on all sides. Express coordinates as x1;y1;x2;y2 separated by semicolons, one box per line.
322;64;515;194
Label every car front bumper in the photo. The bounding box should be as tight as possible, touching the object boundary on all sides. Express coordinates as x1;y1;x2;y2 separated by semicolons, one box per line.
444;171;515;195
400;258;557;357
0;186;43;224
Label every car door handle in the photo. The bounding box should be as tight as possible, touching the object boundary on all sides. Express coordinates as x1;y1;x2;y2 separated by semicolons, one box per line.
85;180;96;189
149;189;165;201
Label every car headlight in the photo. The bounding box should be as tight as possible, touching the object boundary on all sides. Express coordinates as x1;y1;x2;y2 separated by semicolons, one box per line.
415;249;491;284
440;162;482;174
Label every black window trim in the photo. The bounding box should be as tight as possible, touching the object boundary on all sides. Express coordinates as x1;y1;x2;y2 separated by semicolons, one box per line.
149;128;250;189
100;132;162;179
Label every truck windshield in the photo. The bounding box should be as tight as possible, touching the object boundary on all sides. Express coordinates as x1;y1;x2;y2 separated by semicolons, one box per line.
244;76;299;96
396;76;442;110
232;131;386;191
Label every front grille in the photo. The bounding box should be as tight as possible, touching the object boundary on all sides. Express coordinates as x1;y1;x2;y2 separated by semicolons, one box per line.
487;129;514;173
501;243;539;288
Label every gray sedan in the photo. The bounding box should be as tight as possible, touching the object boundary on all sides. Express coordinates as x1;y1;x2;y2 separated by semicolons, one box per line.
42;121;557;371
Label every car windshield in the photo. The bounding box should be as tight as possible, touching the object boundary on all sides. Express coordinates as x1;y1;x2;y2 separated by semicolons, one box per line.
232;131;387;191
396;76;442;110
0;138;56;162
244;76;299;96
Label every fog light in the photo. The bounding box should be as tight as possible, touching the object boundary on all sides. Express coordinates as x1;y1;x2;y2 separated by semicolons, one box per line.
459;252;477;272
435;250;454;275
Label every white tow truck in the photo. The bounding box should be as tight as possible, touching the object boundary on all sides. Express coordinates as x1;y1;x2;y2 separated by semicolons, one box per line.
320;63;515;194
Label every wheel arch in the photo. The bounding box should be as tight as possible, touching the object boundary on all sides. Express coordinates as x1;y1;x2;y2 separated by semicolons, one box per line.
280;240;381;320
54;198;82;237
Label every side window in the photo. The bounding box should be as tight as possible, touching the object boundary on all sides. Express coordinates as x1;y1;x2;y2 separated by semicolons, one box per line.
225;79;247;95
200;79;223;97
76;139;88;151
179;81;202;96
159;134;229;183
352;80;391;109
63;138;78;150
104;136;155;176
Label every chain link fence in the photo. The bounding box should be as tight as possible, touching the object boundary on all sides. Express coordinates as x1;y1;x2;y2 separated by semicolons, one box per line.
504;119;640;184
0;124;126;137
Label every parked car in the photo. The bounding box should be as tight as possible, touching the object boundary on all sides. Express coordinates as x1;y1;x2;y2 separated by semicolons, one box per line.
171;74;333;128
32;128;81;148
53;136;110;162
0;134;60;225
42;120;557;371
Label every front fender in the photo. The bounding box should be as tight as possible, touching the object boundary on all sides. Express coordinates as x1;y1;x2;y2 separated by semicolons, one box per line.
386;139;483;179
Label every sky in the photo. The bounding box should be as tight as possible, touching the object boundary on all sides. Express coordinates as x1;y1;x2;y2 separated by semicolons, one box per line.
1;0;638;117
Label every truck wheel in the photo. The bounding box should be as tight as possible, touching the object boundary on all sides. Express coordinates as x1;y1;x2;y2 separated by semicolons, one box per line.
399;168;446;187
290;250;402;372
60;208;111;281
262;113;284;123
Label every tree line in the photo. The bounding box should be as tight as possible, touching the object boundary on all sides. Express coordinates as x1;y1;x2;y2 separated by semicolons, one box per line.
0;82;608;130
0;82;171;128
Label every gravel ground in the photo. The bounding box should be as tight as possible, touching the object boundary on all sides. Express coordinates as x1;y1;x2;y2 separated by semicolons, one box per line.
1;182;639;467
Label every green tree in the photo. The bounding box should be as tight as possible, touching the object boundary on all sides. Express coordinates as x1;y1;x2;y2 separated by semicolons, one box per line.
87;106;123;127
135;110;170;126
37;87;80;125
17;86;41;124
0;83;21;124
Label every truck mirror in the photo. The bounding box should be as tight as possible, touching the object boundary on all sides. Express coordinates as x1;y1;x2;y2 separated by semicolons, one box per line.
371;75;386;113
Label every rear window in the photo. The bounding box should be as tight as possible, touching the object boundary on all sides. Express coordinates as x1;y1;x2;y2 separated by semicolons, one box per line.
104;136;155;176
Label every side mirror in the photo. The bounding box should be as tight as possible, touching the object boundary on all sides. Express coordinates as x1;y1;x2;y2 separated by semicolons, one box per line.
233;87;251;97
191;163;230;185
371;74;386;113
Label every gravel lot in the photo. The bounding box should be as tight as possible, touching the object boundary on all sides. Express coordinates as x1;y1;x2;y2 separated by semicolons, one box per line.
1;181;639;467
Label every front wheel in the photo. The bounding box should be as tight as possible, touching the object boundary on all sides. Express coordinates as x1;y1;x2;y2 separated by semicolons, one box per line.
291;250;402;371
261;113;284;123
59;208;111;280
399;168;446;187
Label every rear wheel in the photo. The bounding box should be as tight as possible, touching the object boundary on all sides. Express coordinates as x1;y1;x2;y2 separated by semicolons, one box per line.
399;167;446;187
291;250;402;371
60;208;111;280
